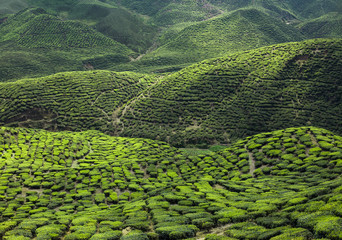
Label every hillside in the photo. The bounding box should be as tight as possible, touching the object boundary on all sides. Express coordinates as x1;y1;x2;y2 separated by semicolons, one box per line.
0;126;342;239
1;1;342;76
0;70;156;134
66;3;158;54
0;39;341;147
297;12;342;39
0;8;134;82
112;8;306;73
0;0;28;15
118;38;342;147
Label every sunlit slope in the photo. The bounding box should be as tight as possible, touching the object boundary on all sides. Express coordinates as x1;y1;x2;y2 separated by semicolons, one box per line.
119;39;342;146
0;70;156;134
0;8;134;81
0;126;342;239
297;12;342;39
114;8;305;73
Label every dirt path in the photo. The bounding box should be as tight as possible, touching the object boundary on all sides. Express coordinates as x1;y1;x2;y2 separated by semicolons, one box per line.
111;77;162;131
245;145;255;177
196;224;232;240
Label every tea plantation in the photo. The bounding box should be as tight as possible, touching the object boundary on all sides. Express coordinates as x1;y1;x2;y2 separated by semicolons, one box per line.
1;1;342;239
0;8;134;82
118;8;305;73
0;126;342;239
297;12;342;39
0;70;156;134
0;39;341;147
119;38;342;146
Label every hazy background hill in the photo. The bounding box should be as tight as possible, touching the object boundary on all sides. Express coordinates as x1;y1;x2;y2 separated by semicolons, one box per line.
0;0;341;80
0;8;134;82
113;8;306;73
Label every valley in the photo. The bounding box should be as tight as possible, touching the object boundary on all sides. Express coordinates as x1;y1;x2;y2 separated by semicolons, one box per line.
0;0;341;239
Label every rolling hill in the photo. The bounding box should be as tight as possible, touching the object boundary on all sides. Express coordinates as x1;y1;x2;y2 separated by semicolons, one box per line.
0;1;342;240
0;8;134;82
0;126;342;239
0;39;341;147
0;0;28;15
0;70;156;134
1;0;341;77
112;8;306;73
116;38;342;147
297;12;342;39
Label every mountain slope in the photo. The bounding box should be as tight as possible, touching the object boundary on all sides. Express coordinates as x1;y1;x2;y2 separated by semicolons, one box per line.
113;8;306;73
0;70;156;134
297;12;342;39
0;126;342;239
67;3;158;54
118;38;342;146
0;39;341;147
0;8;134;81
0;0;28;14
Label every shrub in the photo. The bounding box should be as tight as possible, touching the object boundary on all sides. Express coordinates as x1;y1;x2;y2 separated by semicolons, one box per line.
36;224;67;240
256;216;290;228
90;230;122;240
155;225;199;239
269;227;313;240
225;222;267;239
314;215;342;239
99;221;123;230
0;221;17;236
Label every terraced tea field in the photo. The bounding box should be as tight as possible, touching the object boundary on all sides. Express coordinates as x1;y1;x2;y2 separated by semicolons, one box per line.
121;8;305;72
0;8;134;82
0;70;156;134
1;39;341;147
1;2;342;239
0;126;342;239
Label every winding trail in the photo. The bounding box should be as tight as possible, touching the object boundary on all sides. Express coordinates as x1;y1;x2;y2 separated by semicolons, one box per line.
245;144;256;177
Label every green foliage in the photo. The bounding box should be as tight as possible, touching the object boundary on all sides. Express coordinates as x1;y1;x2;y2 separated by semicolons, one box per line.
297;12;342;38
0;126;341;239
124;8;305;72
0;8;134;81
116;39;342;146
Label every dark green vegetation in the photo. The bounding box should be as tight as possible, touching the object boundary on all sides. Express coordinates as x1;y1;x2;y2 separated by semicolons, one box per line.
0;126;342;239
1;1;342;239
297;12;342;39
1;39;341;147
0;8;134;82
109;0;342;73
1;0;342;79
116;8;305;73
119;39;342;147
0;70;155;134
